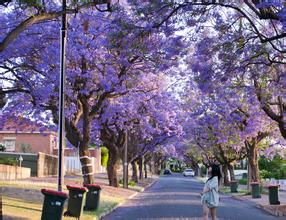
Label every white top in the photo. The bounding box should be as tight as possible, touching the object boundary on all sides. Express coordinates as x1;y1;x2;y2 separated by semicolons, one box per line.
201;176;219;207
204;176;219;192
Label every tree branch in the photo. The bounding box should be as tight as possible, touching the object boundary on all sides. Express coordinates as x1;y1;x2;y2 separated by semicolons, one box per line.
0;0;110;52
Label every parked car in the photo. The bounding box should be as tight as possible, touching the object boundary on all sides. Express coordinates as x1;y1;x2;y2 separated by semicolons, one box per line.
183;168;195;177
163;169;172;175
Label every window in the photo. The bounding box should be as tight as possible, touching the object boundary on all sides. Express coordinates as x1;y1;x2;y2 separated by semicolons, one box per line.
4;139;16;151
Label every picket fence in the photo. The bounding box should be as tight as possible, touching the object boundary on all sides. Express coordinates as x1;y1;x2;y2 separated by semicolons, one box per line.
64;156;95;174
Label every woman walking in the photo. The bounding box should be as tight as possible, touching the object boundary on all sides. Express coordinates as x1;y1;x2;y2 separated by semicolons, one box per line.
201;164;222;220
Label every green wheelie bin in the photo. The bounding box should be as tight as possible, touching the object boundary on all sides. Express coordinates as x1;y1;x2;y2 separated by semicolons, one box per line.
230;181;238;193
41;189;68;220
268;185;280;205
251;182;261;198
84;184;102;211
64;185;87;218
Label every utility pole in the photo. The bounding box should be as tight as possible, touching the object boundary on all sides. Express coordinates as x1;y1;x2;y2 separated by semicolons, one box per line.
123;130;128;188
58;0;67;192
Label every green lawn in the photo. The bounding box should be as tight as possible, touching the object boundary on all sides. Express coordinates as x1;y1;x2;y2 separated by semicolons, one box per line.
0;177;151;219
3;194;122;220
219;186;248;195
0;180;57;190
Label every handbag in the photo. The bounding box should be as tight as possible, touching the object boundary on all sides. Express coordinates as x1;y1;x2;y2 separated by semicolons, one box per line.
202;188;218;208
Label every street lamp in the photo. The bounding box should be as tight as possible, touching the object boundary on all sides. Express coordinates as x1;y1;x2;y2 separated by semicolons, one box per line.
58;0;67;192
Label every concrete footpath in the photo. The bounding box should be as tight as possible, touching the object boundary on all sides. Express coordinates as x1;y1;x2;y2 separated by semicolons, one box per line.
231;184;286;217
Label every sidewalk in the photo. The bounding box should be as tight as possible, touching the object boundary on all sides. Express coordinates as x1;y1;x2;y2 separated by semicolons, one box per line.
231;184;286;217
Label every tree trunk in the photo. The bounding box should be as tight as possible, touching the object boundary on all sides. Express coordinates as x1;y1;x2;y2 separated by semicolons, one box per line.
247;159;251;191
148;161;153;176
131;160;138;183
228;164;235;181
248;143;260;182
107;147;120;187
222;165;230;186
138;156;143;180
79;142;93;184
144;160;148;178
154;158;161;175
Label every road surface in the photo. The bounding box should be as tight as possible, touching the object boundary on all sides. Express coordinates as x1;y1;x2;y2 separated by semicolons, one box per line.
102;174;283;220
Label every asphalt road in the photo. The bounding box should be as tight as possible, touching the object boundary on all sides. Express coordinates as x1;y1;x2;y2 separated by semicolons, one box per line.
102;174;284;220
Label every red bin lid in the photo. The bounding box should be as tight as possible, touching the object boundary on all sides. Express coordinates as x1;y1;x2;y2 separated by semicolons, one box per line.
41;189;68;198
250;182;260;185
84;184;102;190
268;185;280;188
66;185;87;192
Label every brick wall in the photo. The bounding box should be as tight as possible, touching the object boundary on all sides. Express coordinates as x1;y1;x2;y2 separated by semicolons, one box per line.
0;132;55;154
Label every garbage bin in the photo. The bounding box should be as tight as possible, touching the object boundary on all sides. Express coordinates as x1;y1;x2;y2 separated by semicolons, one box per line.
251;182;261;198
84;184;102;211
64;185;87;218
242;173;247;179
268;185;280;205
41;189;68;220
230;181;238;193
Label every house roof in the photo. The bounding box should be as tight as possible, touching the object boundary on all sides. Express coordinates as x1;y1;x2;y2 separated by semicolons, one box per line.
0;116;56;135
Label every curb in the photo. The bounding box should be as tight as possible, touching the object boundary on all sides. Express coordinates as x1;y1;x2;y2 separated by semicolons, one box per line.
231;195;286;217
98;178;158;220
96;201;124;220
231;195;248;201
140;178;159;193
256;203;286;217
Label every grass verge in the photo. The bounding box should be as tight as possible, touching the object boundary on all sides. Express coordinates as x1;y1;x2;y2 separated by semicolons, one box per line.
3;194;122;220
219;186;248;195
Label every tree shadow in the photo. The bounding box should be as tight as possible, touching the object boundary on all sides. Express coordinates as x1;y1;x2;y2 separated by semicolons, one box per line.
3;203;41;212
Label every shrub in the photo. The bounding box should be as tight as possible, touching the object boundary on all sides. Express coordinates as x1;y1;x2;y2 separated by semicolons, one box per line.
20;144;33;153
238;178;247;185
171;167;181;173
119;179;136;186
0;144;5;152
201;165;207;176
272;167;286;179
259;156;286;179
0;157;17;166
128;180;136;186
101;147;108;168
260;170;272;179
119;179;123;185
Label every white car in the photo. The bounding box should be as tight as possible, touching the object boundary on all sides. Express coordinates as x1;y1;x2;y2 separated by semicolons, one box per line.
183;168;195;177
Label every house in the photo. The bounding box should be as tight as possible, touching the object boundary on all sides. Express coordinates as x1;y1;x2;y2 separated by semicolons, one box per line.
0;116;102;173
0;116;57;155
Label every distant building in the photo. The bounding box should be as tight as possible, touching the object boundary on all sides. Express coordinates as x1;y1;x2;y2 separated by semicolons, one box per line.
0;116;103;173
0;116;57;155
0;130;57;155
